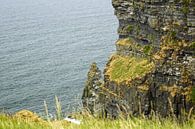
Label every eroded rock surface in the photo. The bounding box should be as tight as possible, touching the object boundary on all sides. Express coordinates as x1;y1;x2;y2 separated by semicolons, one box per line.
82;63;102;114
82;0;195;118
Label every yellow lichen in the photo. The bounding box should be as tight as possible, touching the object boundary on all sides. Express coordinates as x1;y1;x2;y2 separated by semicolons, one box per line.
159;85;192;101
137;84;149;92
116;38;135;46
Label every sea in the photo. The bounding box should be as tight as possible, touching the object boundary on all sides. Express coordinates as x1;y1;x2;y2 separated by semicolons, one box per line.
0;0;118;114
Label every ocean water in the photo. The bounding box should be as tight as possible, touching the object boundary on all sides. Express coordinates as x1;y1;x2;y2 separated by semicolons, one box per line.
0;0;118;113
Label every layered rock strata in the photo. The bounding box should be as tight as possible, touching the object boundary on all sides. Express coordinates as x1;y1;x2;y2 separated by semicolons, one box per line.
82;63;102;114
82;0;195;118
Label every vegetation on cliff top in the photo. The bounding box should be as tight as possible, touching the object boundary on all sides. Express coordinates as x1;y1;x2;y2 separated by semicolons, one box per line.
105;55;154;83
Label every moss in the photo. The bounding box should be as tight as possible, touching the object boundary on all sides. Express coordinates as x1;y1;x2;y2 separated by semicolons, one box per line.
105;55;154;83
181;0;191;15
143;45;153;55
181;6;190;15
116;38;155;56
135;25;141;35
192;87;195;103
124;25;134;33
147;34;156;44
116;38;133;46
189;42;195;49
116;38;143;52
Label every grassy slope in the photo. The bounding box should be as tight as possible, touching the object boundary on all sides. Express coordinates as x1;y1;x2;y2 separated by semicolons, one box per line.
1;114;195;129
105;55;154;82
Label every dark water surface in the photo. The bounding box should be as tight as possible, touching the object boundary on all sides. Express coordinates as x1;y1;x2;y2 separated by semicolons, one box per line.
0;0;117;113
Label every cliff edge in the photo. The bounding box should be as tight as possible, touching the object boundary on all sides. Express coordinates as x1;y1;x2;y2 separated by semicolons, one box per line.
82;0;195;118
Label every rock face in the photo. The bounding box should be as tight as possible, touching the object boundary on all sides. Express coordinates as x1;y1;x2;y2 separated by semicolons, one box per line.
82;0;195;118
113;0;195;45
82;63;102;114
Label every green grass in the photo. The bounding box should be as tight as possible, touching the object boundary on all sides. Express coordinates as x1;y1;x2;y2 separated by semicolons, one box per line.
0;114;195;129
0;114;51;129
106;55;154;83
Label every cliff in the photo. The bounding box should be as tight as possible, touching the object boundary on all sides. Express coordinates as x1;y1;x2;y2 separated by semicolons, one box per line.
82;0;195;118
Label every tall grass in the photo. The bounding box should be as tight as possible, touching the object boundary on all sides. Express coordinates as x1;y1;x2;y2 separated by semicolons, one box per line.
0;113;194;129
0;114;51;129
44;100;50;122
55;96;62;120
0;96;194;129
